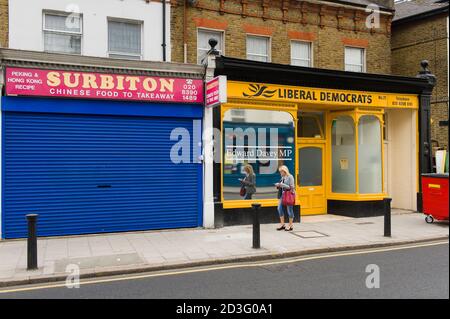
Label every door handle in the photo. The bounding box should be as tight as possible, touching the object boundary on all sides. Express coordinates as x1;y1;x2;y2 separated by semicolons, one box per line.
97;185;112;188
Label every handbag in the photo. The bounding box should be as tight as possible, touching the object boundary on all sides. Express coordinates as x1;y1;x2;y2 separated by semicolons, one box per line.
282;187;295;206
240;185;246;197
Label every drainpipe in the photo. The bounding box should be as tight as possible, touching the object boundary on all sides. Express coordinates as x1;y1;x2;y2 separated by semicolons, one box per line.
162;0;167;62
183;0;187;63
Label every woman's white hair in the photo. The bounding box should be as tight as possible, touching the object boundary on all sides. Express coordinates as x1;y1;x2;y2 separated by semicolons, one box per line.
278;165;291;176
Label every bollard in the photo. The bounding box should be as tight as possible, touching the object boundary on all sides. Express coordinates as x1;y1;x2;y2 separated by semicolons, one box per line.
252;203;261;249
298;205;301;224
26;214;38;270
383;198;392;237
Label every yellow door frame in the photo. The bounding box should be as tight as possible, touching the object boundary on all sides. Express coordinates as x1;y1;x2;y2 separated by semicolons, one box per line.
220;101;298;209
326;109;387;201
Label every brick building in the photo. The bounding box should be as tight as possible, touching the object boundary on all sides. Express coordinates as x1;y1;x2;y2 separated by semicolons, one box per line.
0;0;7;47
391;0;449;150
171;0;395;74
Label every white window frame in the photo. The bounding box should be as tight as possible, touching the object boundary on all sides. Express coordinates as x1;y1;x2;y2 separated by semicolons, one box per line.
197;28;225;64
246;34;271;63
42;11;83;55
344;46;366;72
107;17;143;60
290;40;313;67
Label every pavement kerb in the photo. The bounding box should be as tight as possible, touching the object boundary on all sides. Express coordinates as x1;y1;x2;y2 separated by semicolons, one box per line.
0;235;448;288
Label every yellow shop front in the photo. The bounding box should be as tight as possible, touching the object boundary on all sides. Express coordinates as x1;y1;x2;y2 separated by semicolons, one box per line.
220;80;419;217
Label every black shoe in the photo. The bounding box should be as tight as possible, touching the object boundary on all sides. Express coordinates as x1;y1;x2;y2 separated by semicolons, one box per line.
277;225;286;231
285;226;293;231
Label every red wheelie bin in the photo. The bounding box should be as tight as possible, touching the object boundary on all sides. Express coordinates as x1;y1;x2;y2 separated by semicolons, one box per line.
421;173;449;223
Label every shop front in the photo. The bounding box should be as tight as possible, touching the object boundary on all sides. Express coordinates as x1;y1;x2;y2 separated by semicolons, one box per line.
0;53;204;239
212;57;435;226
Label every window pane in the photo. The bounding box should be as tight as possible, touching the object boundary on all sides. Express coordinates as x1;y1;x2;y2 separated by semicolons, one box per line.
298;112;323;138
44;13;81;33
346;64;363;72
197;30;223;64
223;109;295;200
358;116;382;193
292;59;310;67
108;21;141;56
299;147;322;186
247;54;268;62
247;36;269;61
109;53;141;60
291;41;311;66
44;32;81;54
345;47;364;72
332;116;356;193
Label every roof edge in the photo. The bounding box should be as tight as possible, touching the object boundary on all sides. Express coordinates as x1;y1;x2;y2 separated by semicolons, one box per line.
215;56;432;95
393;5;449;26
0;48;205;79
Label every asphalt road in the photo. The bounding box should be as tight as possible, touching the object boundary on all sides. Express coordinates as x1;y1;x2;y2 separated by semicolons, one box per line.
0;242;448;299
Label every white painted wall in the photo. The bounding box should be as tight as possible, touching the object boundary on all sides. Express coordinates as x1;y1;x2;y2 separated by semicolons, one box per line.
8;0;171;61
387;108;418;211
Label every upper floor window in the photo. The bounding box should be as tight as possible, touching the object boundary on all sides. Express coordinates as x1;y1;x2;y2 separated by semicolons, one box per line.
345;47;365;72
291;41;312;67
43;12;82;55
108;19;142;60
197;29;224;64
246;35;270;62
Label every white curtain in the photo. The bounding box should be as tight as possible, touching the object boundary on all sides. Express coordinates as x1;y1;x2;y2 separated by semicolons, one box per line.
108;21;141;56
345;47;364;72
246;36;269;62
44;13;81;33
44;32;81;54
291;41;311;67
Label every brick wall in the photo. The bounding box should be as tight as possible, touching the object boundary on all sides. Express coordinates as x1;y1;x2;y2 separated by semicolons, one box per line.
0;0;8;48
392;13;449;149
171;0;392;74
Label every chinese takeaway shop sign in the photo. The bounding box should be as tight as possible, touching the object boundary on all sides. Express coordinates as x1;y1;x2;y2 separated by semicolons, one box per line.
228;81;419;108
5;67;204;103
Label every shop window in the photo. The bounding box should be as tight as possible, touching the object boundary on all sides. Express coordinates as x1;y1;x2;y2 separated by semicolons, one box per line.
331;116;356;193
223;109;295;200
298;112;324;138
291;41;312;67
345;47;365;72
108;19;142;60
197;29;224;64
246;35;270;62
299;147;322;186
43;12;82;55
358;115;382;193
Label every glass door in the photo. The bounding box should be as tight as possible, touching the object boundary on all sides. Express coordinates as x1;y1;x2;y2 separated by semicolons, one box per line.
296;111;326;215
297;144;326;215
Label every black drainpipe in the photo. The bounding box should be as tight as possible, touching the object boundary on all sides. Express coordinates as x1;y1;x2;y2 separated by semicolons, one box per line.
162;0;167;62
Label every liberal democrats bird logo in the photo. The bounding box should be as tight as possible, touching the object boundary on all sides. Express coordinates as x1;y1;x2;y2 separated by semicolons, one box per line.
243;84;277;98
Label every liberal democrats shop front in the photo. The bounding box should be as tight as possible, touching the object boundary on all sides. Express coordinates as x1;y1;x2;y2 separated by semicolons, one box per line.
212;57;435;226
0;50;204;239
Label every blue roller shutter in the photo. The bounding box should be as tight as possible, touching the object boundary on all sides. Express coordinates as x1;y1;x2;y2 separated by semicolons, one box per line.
2;111;202;239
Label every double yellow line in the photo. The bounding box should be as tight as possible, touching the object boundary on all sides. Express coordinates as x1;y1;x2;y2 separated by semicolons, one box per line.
0;240;448;294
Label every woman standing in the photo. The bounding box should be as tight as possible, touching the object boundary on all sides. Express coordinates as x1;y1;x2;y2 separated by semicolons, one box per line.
239;164;256;200
275;165;295;231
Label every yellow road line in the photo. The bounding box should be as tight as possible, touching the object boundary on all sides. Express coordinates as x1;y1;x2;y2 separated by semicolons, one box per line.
0;240;448;294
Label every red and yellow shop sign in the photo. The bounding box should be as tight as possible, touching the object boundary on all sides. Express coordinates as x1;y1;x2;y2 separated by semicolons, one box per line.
227;81;419;108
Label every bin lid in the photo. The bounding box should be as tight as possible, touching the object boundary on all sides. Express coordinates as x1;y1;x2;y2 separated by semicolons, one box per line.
421;173;449;178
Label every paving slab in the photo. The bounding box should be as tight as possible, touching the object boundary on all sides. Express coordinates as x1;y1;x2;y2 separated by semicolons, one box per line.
0;211;448;287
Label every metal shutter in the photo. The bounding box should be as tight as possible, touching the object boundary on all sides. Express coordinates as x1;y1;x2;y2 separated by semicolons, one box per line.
3;111;202;238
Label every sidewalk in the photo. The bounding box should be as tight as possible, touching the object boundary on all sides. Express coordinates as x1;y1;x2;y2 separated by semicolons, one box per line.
0;210;448;287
